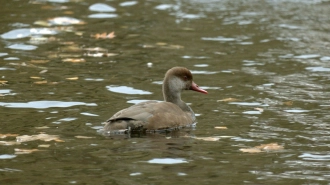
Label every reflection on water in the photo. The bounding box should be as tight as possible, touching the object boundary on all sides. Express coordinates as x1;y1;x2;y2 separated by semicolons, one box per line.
0;154;16;159
1;0;330;184
7;43;38;50
88;13;118;19
284;109;310;113
52;117;77;124
229;102;268;106
80;112;99;117
106;85;153;95
127;99;161;104
0;101;97;108
47;17;85;26
190;70;219;74
299;153;330;161
89;3;116;12
146;158;188;164
242;110;262;115
201;36;237;42
1;28;58;39
306;66;330;72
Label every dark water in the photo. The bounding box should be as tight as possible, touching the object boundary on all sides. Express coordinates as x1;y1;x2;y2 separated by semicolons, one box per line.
1;0;330;184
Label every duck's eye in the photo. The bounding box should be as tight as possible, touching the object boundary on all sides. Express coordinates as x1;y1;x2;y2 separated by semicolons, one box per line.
183;76;188;81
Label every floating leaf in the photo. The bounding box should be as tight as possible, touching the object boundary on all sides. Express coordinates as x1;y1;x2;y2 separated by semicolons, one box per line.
14;148;41;155
66;77;79;80
0;134;19;138
39;70;48;74
254;108;264;112
0;80;8;85
214;126;228;130
240;143;284;153
75;136;95;139
34;80;47;84
16;134;64;142
194;137;220;141
75;31;84;36
156;42;167;46
62;58;86;63
30;76;43;80
34;20;50;27
217;98;239;102
255;143;284;151
91;31;115;39
239;148;263;153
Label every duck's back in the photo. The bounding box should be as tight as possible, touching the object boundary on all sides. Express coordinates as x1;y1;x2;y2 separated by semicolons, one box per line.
104;101;195;132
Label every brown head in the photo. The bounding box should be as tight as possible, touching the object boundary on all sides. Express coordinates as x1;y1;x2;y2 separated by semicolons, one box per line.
163;67;207;102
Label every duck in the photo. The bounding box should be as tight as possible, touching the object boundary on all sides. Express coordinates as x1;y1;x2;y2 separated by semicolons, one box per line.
103;67;208;133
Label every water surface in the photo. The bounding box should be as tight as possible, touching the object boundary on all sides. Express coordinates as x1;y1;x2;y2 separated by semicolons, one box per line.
1;0;330;184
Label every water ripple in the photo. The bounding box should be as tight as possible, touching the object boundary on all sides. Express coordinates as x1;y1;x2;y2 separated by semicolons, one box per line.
0;101;97;109
7;43;37;50
1;28;57;39
120;1;138;7
299;153;330;161
88;14;118;19
106;85;152;95
89;3;116;12
146;158;188;164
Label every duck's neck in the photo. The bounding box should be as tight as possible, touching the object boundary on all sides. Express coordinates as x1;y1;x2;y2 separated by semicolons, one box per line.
162;77;191;113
